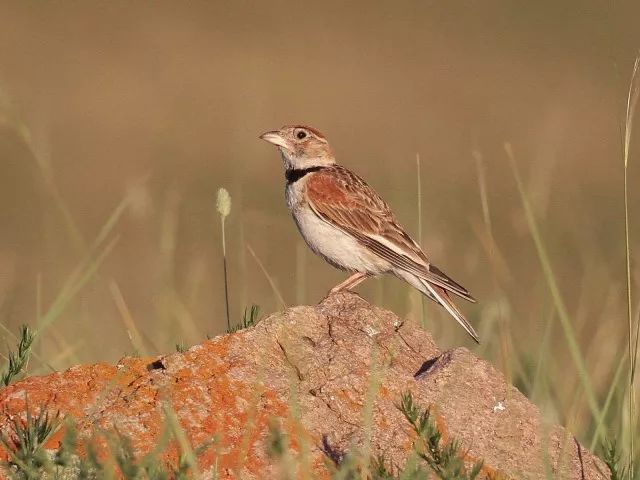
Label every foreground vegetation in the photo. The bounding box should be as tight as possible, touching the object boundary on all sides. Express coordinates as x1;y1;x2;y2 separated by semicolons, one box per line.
0;389;490;479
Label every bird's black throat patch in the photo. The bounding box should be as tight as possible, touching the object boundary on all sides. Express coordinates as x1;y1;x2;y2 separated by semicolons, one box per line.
285;166;326;183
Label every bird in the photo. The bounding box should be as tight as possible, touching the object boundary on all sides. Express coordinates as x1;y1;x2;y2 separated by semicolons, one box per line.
259;125;479;343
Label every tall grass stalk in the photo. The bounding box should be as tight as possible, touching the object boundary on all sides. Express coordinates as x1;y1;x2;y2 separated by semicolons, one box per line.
472;150;492;231
416;153;422;246
282;361;312;480
247;244;287;310
36;193;129;336
416;154;426;327
109;280;147;357
232;363;267;477
359;345;385;477
296;242;307;305
590;350;627;451
0;92;85;251
473;148;513;381
623;54;640;480
1;92;130;367
162;402;201;478
217;187;232;331
37;235;120;334
505;143;603;430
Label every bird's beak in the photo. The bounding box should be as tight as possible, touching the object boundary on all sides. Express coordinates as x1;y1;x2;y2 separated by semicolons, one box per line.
259;130;290;150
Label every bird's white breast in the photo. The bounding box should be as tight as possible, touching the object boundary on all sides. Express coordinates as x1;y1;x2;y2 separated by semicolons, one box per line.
285;178;387;274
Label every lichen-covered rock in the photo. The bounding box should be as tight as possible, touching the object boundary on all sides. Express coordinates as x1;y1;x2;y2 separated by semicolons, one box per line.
0;293;607;479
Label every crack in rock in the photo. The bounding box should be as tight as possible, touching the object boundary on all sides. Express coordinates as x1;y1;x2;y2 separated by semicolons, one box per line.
276;339;304;381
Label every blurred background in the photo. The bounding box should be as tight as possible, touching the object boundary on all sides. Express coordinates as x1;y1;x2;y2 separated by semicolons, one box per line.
0;0;639;455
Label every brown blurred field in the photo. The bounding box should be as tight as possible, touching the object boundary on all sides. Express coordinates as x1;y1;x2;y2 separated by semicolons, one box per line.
0;1;639;453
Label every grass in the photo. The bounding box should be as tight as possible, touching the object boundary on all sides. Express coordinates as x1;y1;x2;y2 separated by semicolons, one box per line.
622;54;640;480
415;153;427;328
264;391;489;480
227;304;261;333
0;402;218;480
396;392;484;479
216;187;232;332
506;142;602;428
0;402;60;479
1;326;35;386
604;439;630;480
246;244;287;310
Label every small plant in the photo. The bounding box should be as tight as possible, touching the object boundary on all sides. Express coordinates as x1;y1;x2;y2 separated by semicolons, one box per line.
0;400;60;479
1;325;35;387
216;187;232;332
175;341;187;353
266;420;287;460
313;392;488;480
397;392;483;480
369;456;397;480
322;442;424;479
53;419;78;469
623;54;640;480
602;439;629;480
227;304;261;334
0;400;219;479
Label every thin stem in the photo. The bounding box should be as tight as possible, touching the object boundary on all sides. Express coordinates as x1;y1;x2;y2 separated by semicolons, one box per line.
623;54;639;480
416;153;426;327
221;218;231;332
246;244;286;310
506;143;603;427
624;149;634;480
416;153;422;245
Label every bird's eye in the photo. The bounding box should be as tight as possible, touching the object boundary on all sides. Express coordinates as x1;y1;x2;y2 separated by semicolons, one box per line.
296;130;307;139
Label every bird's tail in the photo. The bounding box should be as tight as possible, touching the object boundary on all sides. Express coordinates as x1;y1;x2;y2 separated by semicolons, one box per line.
418;278;480;344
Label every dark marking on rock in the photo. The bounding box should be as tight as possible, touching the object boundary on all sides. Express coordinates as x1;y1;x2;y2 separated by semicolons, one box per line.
414;351;453;379
320;434;346;466
147;359;166;371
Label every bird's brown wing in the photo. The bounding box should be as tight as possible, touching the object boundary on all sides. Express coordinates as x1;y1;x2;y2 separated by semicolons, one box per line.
305;166;475;302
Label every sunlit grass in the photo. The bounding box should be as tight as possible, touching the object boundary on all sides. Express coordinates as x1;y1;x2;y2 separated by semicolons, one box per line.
622;54;640;480
217;187;232;331
506;141;605;439
247;243;287;310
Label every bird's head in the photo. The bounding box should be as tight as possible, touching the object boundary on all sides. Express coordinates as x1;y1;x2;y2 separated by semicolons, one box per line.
259;125;335;170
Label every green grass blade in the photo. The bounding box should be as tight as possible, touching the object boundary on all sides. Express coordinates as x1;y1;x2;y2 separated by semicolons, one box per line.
623;54;640;480
162;402;201;478
590;349;627;451
37;235;120;334
34;193;128;335
506;143;603;429
247;244;287;310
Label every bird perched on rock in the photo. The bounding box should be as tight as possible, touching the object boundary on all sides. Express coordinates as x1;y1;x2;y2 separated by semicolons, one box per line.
259;125;479;343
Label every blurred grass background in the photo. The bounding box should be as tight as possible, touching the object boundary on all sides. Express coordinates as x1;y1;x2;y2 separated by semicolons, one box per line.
0;0;639;462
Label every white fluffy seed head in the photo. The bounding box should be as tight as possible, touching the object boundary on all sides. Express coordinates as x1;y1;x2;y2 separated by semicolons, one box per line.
216;187;231;218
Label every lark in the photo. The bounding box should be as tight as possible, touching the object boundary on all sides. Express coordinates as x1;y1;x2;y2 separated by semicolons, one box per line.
259;125;479;343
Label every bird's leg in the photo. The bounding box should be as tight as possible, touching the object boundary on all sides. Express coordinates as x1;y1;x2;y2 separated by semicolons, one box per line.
343;272;371;290
329;272;370;293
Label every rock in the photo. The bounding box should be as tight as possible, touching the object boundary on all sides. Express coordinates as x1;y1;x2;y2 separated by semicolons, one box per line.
0;292;607;479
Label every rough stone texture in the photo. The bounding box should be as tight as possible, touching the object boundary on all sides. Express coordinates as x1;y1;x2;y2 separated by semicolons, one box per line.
0;293;607;479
